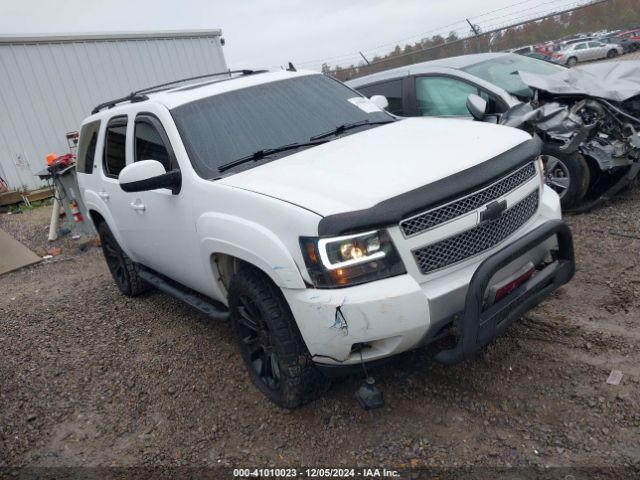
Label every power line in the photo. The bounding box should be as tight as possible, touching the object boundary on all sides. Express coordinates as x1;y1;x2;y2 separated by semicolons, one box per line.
328;0;608;74
297;0;569;68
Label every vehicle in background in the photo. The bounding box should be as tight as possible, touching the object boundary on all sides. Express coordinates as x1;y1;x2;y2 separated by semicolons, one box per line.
551;41;623;66
552;36;597;52
520;51;553;62
77;68;574;408
599;34;640;53
512;44;553;57
618;29;640;41
347;52;640;210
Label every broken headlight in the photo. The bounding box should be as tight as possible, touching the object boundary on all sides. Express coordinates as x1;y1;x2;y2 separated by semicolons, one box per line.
300;230;406;288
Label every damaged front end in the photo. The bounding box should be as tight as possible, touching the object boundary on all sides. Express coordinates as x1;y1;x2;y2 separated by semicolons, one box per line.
501;64;640;211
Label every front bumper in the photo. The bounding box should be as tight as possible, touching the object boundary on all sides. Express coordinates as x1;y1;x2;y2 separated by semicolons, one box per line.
434;219;574;365
283;191;573;370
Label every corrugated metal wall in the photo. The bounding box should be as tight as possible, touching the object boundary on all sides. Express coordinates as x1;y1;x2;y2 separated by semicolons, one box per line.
0;32;226;190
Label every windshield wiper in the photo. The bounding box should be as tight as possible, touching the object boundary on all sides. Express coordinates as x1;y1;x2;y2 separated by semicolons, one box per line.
309;119;395;141
218;140;329;173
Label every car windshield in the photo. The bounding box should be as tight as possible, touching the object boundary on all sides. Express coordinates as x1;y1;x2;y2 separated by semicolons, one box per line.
462;54;565;100
171;74;393;178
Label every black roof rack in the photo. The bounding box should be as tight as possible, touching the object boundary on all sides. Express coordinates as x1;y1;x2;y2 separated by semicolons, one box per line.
90;69;267;114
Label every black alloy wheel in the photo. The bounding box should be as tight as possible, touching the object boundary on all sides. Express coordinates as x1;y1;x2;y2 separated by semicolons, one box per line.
236;294;281;391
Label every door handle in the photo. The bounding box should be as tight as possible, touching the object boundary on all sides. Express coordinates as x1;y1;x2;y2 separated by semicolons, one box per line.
98;191;110;200
130;200;146;212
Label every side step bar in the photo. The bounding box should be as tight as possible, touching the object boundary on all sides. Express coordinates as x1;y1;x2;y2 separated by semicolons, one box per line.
137;269;230;321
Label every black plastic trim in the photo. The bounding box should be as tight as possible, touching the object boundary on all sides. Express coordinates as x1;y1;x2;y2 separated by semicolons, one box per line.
120;169;182;194
434;219;575;365
318;136;542;236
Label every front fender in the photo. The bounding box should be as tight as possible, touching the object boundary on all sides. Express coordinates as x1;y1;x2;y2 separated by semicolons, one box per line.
197;212;306;289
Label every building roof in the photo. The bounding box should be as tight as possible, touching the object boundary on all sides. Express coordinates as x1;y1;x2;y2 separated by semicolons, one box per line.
0;29;222;44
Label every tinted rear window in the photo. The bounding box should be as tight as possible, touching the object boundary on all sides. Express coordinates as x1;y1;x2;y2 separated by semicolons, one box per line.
171;75;391;178
76;120;100;174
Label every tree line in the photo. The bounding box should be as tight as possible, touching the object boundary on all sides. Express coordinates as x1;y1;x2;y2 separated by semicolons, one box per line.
325;0;640;81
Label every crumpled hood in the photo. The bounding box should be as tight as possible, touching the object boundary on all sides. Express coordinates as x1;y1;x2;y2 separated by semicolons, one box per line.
220;118;532;217
519;61;640;102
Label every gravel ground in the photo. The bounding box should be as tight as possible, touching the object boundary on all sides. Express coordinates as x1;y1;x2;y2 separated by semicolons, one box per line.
0;204;95;261
1;188;639;473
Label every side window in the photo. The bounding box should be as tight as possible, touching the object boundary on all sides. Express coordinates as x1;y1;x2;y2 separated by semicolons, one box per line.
415;76;479;116
574;43;587;50
588;42;602;48
357;79;404;115
76;120;100;174
103;117;128;178
134;117;172;171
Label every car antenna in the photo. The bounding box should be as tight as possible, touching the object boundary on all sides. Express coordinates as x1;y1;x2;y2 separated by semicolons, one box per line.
286;62;297;72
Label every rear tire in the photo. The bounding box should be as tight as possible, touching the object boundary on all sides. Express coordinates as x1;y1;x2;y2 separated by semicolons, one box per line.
607;49;618;58
228;267;329;408
542;144;590;210
567;56;578;67
97;222;149;297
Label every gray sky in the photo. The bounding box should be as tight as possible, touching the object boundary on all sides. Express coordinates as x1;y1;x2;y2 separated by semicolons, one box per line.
1;0;582;69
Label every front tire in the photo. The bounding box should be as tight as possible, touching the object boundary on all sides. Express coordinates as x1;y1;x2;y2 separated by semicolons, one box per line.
542;144;590;210
607;49;618;58
97;222;149;297
228;267;329;408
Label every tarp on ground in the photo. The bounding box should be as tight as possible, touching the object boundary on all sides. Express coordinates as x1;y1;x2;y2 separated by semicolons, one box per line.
0;227;40;275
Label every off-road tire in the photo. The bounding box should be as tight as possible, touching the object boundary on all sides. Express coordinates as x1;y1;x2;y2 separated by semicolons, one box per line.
567;56;578;67
228;267;329;408
97;222;149;297
542;144;590;210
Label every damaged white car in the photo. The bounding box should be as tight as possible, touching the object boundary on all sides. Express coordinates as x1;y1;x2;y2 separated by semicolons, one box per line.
501;62;640;210
348;53;640;210
77;69;574;408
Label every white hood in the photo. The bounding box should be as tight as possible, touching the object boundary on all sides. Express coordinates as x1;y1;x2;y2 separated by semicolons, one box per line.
219;118;531;216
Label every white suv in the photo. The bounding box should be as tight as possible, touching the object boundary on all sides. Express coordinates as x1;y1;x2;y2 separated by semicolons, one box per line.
76;69;575;407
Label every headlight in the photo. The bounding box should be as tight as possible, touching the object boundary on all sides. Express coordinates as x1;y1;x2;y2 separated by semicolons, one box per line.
300;230;406;288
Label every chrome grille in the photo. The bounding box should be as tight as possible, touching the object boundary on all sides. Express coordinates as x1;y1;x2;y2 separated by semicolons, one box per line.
413;190;539;275
400;162;537;237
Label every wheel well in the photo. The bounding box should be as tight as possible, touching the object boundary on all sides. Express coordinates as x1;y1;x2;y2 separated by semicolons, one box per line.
88;210;105;229
210;253;272;297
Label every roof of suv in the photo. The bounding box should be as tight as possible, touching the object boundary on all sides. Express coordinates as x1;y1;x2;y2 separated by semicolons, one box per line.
346;52;510;88
85;69;319;121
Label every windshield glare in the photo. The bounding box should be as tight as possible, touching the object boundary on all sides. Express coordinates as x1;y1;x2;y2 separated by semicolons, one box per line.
462;54;565;99
171;74;392;178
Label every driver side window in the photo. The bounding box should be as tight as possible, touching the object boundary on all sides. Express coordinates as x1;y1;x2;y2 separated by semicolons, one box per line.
415;76;486;117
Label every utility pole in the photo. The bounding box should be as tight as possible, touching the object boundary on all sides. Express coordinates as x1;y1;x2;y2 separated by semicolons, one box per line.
466;18;482;53
358;51;371;66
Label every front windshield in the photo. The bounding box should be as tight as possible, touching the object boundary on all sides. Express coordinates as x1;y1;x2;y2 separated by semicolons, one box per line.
462;54;565;100
171;74;392;178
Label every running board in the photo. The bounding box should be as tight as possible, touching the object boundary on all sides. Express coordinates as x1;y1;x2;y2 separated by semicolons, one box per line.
137;269;229;321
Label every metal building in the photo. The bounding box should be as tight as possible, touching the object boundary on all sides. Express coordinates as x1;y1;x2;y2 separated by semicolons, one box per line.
0;30;227;191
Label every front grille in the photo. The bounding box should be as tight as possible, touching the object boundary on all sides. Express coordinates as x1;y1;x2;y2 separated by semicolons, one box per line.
413;190;539;275
400;162;537;237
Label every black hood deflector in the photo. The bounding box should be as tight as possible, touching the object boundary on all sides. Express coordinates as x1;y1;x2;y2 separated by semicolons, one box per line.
318;136;542;236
